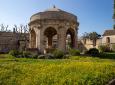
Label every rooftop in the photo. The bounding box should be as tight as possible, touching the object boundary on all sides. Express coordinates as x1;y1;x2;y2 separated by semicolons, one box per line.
45;5;62;12
103;30;115;36
30;6;77;23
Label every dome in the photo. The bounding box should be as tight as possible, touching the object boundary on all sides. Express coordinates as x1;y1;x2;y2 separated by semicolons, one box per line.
45;5;62;11
30;6;77;23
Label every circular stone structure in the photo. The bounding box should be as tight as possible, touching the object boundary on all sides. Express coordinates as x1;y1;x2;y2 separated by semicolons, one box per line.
29;6;79;53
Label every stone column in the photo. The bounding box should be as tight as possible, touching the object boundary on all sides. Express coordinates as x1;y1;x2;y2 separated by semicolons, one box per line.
74;29;78;49
39;29;45;54
36;28;41;48
29;33;32;48
57;28;66;52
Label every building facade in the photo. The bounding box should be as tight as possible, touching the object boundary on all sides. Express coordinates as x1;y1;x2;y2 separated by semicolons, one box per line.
78;38;102;52
102;30;115;50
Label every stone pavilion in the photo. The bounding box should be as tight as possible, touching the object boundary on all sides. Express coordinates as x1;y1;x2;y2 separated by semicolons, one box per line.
29;6;79;53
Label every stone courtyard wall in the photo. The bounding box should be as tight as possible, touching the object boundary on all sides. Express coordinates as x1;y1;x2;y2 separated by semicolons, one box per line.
0;32;29;53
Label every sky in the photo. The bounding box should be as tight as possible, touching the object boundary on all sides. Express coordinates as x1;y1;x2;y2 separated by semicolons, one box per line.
0;0;113;36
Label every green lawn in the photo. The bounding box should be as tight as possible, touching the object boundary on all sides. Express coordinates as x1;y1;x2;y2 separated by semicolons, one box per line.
0;55;115;85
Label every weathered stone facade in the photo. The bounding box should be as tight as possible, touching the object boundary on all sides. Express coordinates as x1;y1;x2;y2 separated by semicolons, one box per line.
78;30;115;52
102;30;115;50
29;6;79;53
0;32;29;53
78;39;102;52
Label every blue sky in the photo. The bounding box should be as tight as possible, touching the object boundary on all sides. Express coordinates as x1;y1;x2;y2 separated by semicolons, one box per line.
0;0;113;36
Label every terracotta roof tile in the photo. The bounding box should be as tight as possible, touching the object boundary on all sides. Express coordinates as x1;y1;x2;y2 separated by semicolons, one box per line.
103;30;115;36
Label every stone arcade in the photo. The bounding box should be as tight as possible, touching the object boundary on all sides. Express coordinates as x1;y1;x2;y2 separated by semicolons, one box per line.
29;6;79;53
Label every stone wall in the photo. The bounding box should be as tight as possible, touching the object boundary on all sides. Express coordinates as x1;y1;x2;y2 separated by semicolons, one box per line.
78;39;102;52
0;32;29;53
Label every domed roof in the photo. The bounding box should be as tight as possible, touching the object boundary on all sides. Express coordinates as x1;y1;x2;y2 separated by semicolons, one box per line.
45;5;61;11
30;6;77;22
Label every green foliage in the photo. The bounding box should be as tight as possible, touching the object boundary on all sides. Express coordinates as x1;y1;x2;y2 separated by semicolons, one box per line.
45;53;55;59
23;51;31;58
32;54;38;59
9;50;20;57
69;49;80;56
112;44;115;51
82;32;89;44
8;49;40;58
82;32;101;47
88;32;101;40
38;55;46;59
0;54;15;59
0;58;115;85
37;54;54;59
52;49;64;59
98;45;107;52
113;24;115;29
63;54;70;59
99;52;115;59
87;48;99;57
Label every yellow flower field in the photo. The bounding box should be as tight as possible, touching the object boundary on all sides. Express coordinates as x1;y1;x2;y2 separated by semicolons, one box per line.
0;56;115;85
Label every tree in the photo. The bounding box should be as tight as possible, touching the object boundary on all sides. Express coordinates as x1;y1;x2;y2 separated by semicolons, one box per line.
82;32;89;44
114;24;115;30
13;24;29;51
0;24;9;32
88;32;101;47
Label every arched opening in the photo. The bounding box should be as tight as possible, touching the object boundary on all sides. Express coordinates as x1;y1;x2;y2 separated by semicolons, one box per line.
44;27;57;49
106;37;110;44
30;29;36;48
52;34;58;48
105;37;110;51
66;28;75;50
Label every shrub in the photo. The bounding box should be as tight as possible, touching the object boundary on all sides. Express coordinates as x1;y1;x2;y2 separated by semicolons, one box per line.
32;54;38;59
38;55;46;59
9;50;19;57
84;50;89;55
69;49;80;56
99;52;115;59
99;52;107;58
63;54;70;59
87;48;99;57
52;49;64;59
112;44;115;52
45;53;55;59
9;50;38;58
98;45;107;52
23;51;32;58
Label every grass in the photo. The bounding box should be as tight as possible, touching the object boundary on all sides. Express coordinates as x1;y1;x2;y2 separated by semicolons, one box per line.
0;54;115;85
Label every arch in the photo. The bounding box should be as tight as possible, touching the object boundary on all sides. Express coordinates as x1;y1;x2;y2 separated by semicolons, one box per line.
106;37;110;44
66;28;75;49
44;27;57;49
30;29;36;48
